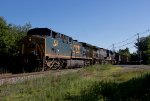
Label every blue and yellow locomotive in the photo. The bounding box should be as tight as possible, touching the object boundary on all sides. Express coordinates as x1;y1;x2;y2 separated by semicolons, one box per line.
20;28;115;71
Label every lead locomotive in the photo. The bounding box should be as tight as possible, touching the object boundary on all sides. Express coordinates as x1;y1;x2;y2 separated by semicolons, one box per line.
19;28;115;71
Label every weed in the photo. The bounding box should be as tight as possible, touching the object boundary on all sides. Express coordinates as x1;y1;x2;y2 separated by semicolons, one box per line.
0;64;150;101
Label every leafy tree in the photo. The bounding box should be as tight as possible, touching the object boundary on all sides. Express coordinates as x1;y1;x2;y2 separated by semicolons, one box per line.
135;36;150;64
0;17;31;71
130;52;138;61
0;17;31;56
0;17;8;53
118;48;130;63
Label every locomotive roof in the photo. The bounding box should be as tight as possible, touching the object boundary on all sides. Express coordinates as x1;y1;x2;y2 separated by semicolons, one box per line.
27;28;52;35
27;28;112;52
27;28;70;38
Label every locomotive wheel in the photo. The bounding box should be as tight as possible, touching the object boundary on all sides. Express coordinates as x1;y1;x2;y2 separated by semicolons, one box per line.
60;60;67;69
58;60;64;70
52;61;60;70
46;61;53;70
46;60;61;70
85;61;90;66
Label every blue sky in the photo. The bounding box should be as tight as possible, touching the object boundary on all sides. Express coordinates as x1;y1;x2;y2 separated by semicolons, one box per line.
0;0;150;52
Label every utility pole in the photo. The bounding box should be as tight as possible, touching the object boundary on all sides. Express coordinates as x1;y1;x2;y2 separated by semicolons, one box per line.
112;44;115;52
137;33;141;65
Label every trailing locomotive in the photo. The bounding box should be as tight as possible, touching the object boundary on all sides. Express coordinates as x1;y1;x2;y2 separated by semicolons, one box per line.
19;28;115;71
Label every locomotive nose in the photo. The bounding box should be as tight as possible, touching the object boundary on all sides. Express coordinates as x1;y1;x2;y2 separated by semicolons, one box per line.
21;35;45;56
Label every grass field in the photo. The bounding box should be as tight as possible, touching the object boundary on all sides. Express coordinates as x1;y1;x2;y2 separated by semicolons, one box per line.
0;64;150;101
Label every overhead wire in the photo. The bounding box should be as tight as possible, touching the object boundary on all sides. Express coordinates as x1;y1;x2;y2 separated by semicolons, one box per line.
139;29;150;36
113;34;137;45
109;29;150;51
115;40;136;49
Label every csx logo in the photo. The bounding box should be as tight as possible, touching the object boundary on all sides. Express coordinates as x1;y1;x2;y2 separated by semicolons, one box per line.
53;40;58;46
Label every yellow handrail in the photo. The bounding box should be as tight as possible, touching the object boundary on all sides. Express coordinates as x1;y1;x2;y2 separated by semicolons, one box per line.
36;43;45;59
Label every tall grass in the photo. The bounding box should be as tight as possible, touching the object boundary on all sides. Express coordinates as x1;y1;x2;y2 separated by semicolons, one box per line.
0;64;150;101
66;74;150;101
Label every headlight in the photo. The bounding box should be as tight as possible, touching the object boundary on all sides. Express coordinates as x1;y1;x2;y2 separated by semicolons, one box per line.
29;37;32;41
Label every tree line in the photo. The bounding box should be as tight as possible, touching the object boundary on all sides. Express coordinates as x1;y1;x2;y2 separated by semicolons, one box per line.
0;17;31;72
117;35;150;65
0;17;31;56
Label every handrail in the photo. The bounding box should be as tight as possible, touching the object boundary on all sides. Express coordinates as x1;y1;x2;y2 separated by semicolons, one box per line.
36;43;45;59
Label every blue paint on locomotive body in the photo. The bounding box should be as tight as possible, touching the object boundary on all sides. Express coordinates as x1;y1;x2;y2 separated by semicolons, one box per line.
45;37;88;59
80;45;87;58
45;36;72;58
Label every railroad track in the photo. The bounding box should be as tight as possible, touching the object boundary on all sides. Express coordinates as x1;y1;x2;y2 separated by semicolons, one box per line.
0;68;80;86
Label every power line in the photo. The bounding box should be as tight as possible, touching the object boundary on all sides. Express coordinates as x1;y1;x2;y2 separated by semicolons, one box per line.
113;29;150;46
128;46;136;49
110;29;150;49
113;34;137;45
114;40;136;49
139;29;150;36
137;33;141;64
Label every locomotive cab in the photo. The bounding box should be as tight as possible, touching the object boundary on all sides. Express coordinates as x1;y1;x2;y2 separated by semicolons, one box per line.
19;28;50;71
21;28;49;59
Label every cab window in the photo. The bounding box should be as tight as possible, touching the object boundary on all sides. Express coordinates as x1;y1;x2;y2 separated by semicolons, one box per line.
52;31;58;38
69;37;73;44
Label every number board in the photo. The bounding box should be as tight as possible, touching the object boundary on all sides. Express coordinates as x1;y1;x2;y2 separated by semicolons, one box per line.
73;45;80;54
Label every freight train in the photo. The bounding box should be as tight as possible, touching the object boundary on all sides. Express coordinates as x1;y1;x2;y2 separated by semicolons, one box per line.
19;28;116;72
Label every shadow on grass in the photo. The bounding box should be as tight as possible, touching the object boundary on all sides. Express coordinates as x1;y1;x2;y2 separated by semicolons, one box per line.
65;74;150;101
